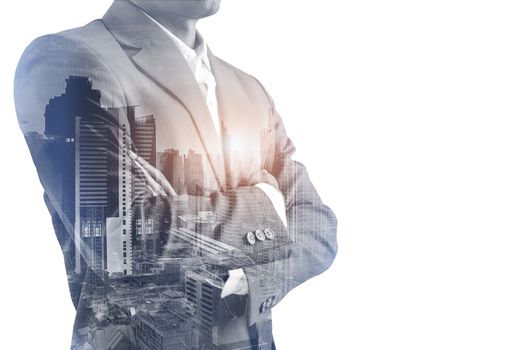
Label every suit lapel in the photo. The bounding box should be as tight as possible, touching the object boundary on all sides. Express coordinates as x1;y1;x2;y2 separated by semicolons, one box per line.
102;0;226;188
131;45;226;183
209;53;264;186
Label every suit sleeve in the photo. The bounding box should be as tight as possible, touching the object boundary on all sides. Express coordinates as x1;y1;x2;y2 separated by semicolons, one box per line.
244;79;338;325
14;34;127;306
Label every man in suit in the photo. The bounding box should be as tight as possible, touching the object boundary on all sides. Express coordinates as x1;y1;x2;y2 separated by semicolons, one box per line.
14;1;338;349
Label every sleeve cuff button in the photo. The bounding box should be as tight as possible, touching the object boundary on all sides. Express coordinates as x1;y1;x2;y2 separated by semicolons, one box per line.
246;231;256;245
264;228;275;240
255;229;266;241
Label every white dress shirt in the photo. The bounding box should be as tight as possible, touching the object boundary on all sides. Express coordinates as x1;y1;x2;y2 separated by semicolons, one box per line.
140;10;249;297
141;10;222;138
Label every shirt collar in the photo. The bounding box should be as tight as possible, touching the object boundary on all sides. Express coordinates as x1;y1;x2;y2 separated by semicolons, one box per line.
138;7;211;71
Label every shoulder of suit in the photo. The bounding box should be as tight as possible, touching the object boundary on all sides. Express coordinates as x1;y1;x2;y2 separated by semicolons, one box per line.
21;20;121;61
15;20;128;129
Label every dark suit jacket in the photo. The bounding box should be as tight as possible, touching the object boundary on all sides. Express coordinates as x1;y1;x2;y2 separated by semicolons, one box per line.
14;1;337;349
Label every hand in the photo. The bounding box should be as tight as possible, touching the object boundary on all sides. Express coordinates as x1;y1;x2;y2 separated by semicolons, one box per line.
221;268;249;298
246;169;279;189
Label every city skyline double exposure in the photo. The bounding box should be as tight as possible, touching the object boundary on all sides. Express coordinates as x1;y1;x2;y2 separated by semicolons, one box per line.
14;3;337;348
25;75;296;349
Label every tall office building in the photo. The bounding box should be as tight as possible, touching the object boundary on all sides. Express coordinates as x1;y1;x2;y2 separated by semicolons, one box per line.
184;149;204;196
75;117;111;274
105;106;134;277
130;114;160;267
160;148;185;195
185;268;220;347
131;114;156;205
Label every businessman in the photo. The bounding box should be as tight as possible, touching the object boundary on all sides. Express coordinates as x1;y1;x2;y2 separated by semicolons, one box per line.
14;1;337;349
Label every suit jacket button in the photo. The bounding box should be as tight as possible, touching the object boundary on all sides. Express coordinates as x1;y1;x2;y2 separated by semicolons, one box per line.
246;231;256;245
255;229;266;241
263;228;275;240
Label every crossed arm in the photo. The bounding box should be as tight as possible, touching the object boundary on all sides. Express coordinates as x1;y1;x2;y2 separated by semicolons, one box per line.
15;34;338;324
129;79;339;326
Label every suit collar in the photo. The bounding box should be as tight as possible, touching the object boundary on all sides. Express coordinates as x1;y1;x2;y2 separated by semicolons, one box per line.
102;0;227;189
102;0;170;49
133;4;211;71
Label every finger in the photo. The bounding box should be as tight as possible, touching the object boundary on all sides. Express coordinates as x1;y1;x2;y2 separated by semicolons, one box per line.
247;169;279;189
129;151;166;196
144;171;166;196
153;169;177;197
130;150;177;197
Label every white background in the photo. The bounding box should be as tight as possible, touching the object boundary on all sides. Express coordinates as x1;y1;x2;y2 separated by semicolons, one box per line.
1;0;525;349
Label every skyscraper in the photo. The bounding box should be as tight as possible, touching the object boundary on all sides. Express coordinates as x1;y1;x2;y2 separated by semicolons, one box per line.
75;117;111;274
105;106;134;277
184;149;204;196
160;148;185;195
131;114;156;206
